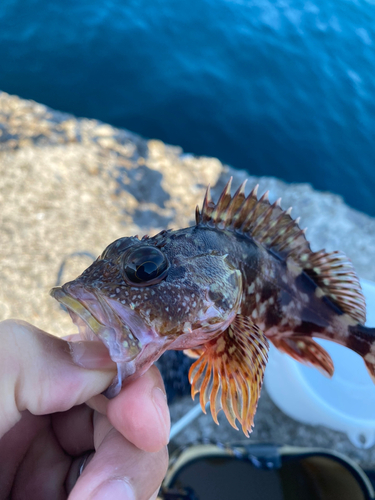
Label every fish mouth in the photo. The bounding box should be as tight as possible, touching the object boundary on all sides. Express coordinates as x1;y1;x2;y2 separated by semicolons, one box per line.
50;285;144;398
50;285;143;364
51;284;169;399
50;286;108;338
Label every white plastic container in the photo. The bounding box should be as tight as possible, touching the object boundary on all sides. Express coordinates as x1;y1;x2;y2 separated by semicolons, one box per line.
265;279;375;449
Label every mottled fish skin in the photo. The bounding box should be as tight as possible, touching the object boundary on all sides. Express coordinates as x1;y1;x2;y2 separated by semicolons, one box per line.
52;228;243;395
51;179;375;435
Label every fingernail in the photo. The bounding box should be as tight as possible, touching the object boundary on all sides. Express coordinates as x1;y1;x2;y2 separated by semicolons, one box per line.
90;479;135;500
69;341;116;370
152;386;170;443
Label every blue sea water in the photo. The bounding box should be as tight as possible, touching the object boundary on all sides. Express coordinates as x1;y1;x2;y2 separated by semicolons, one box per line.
0;0;375;215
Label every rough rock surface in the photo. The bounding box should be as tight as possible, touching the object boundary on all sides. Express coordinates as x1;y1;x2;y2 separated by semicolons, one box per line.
1;91;375;468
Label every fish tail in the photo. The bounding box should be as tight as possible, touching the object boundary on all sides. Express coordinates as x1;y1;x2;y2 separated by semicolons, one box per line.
348;324;375;383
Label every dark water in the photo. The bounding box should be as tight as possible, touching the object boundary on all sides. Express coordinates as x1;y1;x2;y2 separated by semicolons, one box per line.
1;0;375;216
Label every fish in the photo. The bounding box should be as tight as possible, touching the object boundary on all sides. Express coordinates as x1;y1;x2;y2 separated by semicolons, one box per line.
50;178;375;435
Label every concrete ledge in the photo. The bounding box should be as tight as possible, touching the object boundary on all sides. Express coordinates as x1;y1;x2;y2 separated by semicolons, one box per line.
1;91;375;467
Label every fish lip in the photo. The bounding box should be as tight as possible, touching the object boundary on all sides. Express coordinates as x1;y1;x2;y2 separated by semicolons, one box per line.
51;285;167;377
50;286;140;397
50;286;109;336
50;285;147;353
50;285;122;337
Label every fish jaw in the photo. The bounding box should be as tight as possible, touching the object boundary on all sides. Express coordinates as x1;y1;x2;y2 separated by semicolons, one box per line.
50;284;170;395
50;286;112;341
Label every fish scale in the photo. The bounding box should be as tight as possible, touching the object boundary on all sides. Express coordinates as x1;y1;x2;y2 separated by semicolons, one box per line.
51;178;375;435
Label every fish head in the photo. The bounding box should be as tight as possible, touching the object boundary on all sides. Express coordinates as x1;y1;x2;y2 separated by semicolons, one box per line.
51;229;242;391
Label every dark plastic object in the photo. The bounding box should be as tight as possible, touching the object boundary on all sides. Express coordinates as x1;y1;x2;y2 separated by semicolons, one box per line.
161;443;375;500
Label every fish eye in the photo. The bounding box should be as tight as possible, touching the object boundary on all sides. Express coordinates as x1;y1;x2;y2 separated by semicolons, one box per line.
101;236;140;260
123;246;169;285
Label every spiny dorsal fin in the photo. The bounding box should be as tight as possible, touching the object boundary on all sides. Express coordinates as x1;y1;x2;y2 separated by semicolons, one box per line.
303;250;366;324
196;177;311;260
196;179;365;324
196;184;215;224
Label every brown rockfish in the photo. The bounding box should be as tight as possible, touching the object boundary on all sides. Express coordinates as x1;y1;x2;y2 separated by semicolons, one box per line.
51;179;375;435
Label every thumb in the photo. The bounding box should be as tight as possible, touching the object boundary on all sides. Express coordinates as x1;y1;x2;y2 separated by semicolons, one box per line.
0;319;116;438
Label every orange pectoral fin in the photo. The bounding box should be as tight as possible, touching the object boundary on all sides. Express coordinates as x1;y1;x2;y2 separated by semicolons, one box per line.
183;347;205;359
271;336;334;377
188;315;269;436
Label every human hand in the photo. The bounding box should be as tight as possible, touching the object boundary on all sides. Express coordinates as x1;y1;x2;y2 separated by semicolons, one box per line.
0;320;170;500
